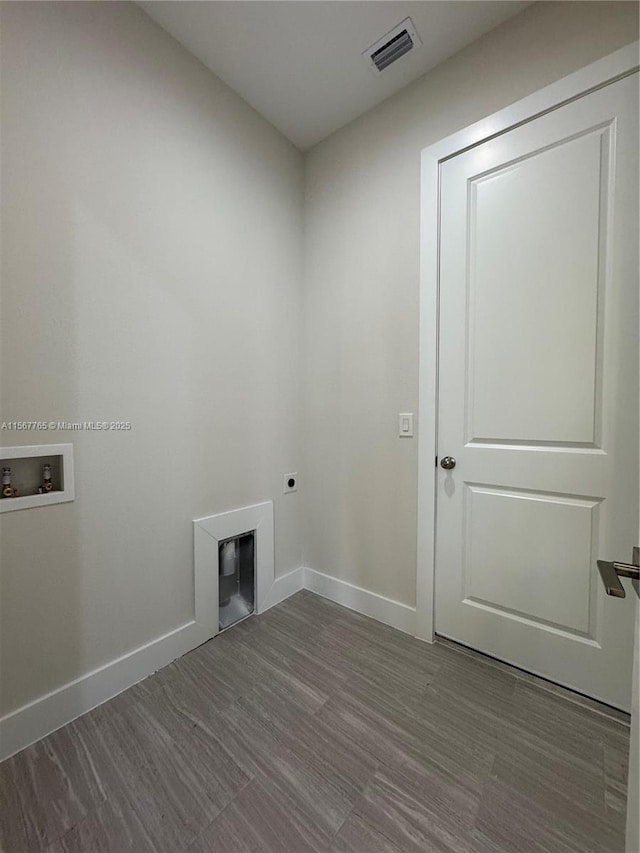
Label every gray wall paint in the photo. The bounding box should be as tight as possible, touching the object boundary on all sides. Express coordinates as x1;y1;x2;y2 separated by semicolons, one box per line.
301;1;638;607
0;1;303;715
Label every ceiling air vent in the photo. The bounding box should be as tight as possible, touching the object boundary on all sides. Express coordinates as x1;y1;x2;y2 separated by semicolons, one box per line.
363;18;422;74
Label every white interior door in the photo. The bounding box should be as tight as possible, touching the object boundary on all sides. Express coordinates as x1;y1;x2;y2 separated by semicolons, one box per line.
435;72;639;710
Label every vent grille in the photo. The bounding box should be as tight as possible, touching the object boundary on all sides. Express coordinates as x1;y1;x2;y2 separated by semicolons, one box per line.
370;29;414;71
363;18;422;74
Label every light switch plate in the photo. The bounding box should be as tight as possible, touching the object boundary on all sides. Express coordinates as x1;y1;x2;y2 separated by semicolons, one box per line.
398;413;414;437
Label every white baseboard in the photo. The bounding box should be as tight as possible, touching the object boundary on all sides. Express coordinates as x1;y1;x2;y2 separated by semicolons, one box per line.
303;567;416;635
1;565;414;762
0;620;213;763
261;567;305;611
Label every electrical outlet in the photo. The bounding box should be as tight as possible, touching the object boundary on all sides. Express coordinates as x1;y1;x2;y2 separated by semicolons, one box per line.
283;472;298;493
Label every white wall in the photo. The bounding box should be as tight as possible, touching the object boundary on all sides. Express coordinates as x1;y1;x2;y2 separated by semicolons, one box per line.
0;1;303;717
301;1;639;608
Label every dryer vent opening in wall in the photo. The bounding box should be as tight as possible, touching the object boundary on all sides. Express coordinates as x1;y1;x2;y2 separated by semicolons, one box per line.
219;531;255;630
363;17;422;73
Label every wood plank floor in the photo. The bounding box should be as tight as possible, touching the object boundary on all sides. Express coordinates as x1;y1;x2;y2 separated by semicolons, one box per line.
0;590;630;853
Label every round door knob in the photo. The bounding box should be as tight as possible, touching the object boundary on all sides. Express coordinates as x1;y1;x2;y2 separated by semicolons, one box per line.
440;456;456;470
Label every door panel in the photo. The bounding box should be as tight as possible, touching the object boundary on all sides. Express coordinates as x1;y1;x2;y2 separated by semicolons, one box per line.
469;128;604;444
435;73;638;709
463;485;597;636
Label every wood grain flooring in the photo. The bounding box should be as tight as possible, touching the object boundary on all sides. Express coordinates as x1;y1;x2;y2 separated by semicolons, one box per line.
0;590;630;853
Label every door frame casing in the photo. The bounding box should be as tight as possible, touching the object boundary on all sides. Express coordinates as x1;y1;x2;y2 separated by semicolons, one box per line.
415;41;640;643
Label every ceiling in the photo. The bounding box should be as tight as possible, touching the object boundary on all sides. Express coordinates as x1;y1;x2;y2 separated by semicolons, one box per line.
139;1;532;150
